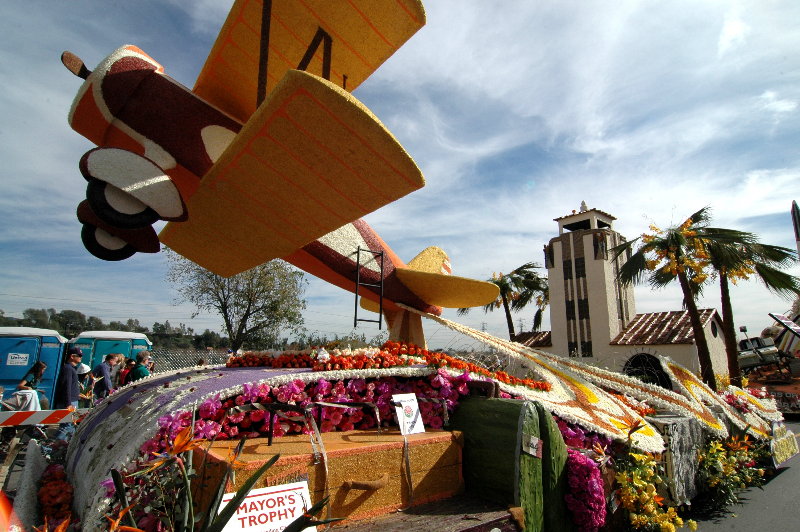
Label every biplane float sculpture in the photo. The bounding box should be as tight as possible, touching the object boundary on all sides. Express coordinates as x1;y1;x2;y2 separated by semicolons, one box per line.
62;0;498;345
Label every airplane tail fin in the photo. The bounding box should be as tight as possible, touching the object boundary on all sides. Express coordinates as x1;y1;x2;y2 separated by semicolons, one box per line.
406;246;452;275
360;246;498;313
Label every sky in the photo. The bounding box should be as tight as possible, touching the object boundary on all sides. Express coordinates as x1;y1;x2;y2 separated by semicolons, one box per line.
1;1;799;351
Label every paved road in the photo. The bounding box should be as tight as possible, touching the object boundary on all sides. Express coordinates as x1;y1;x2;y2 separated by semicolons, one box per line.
693;417;800;530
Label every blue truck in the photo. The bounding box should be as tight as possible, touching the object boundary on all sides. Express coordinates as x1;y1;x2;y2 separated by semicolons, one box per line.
0;327;68;406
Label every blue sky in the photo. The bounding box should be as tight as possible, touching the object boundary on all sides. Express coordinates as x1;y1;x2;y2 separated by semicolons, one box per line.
1;1;799;351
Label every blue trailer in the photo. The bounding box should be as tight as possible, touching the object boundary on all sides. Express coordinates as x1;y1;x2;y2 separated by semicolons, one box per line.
0;327;68;406
69;331;152;371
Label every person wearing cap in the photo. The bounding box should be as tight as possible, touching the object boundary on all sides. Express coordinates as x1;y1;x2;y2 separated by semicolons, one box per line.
128;351;152;383
54;346;83;440
92;353;119;399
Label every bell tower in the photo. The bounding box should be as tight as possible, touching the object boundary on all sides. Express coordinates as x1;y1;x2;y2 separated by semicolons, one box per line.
544;203;635;358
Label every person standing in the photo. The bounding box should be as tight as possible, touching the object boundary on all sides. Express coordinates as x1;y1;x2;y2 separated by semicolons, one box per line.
76;363;95;408
92;353;119;399
53;347;83;440
128;352;152;383
117;358;136;387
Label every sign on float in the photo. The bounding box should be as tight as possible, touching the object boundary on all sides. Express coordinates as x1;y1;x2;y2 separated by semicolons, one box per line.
218;481;315;532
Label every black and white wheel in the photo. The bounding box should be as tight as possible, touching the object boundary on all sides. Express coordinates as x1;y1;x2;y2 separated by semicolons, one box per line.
86;178;160;229
80;223;137;261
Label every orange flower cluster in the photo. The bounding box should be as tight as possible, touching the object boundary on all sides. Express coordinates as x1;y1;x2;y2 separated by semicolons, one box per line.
38;465;73;522
425;350;551;392
381;340;427;356
608;390;657;417
312;352;417;371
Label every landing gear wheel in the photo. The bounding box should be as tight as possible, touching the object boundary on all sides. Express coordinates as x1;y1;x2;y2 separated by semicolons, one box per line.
80;223;137;261
86;178;159;229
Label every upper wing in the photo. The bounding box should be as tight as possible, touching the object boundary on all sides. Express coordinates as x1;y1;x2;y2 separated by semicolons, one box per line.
194;0;426;123
159;69;424;277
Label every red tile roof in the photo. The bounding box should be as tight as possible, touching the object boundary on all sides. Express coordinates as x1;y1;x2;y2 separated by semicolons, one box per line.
513;331;552;347
553;207;617;222
610;309;719;345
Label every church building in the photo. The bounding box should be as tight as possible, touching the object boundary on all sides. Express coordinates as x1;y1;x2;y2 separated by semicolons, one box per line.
514;204;728;380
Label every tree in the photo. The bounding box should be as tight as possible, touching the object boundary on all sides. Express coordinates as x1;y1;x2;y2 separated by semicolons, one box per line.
614;208;721;390
194;329;227;349
52;309;88;337
86;316;105;330
702;234;800;387
22;308;53;329
457;262;548;340
165;250;307;351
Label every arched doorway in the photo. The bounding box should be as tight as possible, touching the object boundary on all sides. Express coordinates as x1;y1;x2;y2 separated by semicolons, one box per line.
623;353;673;390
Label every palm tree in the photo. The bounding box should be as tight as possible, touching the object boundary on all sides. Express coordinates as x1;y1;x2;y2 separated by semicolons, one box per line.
703;236;800;387
613;208;720;389
457;262;548;339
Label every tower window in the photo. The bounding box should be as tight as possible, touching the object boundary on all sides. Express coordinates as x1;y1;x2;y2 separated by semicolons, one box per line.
578;298;590;320
581;341;593;357
565;301;576;321
568;341;578;357
563;260;573;280
574;257;586;278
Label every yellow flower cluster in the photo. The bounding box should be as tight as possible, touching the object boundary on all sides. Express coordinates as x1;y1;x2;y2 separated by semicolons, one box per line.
715;374;748;388
615;452;695;531
697;436;767;508
639;218;712;284
725;262;756;285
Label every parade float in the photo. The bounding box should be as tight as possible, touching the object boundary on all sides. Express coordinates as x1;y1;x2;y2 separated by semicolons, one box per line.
37;311;792;531
22;0;796;530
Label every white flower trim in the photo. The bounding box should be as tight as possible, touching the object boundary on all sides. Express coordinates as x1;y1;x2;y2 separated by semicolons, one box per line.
407;307;665;453
726;385;782;422
661;360;772;440
527;349;730;438
189;366;437;410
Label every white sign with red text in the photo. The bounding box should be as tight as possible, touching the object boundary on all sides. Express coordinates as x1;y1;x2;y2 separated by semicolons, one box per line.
218;481;315;532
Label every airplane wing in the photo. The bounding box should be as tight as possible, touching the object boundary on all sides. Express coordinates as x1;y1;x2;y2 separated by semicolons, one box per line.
193;0;426;123
159;69;424;277
393;268;500;308
360;269;499;313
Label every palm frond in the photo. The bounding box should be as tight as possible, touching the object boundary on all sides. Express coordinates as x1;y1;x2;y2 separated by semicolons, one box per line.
617;248;650;286
753;263;800;299
687;206;712;226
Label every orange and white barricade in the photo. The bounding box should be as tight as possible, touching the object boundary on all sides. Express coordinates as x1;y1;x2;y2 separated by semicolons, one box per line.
0;407;84;427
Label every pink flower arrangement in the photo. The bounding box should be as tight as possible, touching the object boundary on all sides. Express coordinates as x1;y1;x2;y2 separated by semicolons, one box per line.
565;449;607;531
141;370;475;456
555;417;613;451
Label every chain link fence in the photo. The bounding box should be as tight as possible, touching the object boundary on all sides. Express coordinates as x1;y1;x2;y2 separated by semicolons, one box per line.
149;348;230;373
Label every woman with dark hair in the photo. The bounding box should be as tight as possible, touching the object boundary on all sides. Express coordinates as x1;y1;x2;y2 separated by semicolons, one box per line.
17;361;49;409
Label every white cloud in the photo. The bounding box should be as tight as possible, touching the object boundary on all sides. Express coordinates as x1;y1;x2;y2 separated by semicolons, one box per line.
718;12;751;58
759;90;798;114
